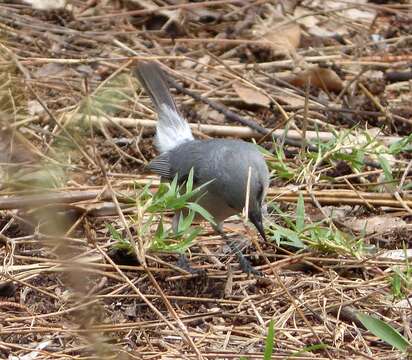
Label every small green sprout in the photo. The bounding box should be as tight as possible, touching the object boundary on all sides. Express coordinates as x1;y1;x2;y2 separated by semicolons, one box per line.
108;169;214;255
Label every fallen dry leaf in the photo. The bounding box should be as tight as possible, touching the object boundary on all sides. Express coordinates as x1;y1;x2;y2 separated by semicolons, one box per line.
394;296;412;309
380;249;412;261
232;82;271;108
294;4;348;37
274;93;305;107
287;66;343;93
251;13;301;57
262;22;301;55
27;100;44;116
294;6;319;28
345;216;406;234
307;25;339;38
34;63;67;78
9;340;51;360
295;0;376;38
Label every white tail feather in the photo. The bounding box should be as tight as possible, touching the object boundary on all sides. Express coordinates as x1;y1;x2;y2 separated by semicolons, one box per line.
155;104;194;153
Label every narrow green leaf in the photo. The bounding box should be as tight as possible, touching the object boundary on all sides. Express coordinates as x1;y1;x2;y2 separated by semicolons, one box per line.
271;231;281;246
154;218;164;239
155;219;164;239
107;224;123;242
168;196;190;210
167;175;179;196
356;312;411;352
271;225;305;249
391;272;402;298
263;320;275;360
176;210;195;233
183;227;201;246
181;210;195;230
389;133;412;155
295;194;305;232
377;155;394;182
186;168;194;193
188;202;216;225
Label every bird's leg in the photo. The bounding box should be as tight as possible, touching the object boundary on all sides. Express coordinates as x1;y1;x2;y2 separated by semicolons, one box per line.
176;253;205;276
213;224;262;276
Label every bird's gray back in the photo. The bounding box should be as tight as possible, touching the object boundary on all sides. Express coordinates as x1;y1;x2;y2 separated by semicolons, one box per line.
168;139;269;211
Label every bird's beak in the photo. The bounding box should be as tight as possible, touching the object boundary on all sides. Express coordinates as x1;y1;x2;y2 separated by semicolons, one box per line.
249;210;267;242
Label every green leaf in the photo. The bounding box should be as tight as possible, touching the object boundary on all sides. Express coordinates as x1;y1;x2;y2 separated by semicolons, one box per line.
167;196;191;210
271;231;281;246
295;194;305;232
180;227;201;252
254;142;273;157
187;202;216;225
177;210;195;233
168;175;179;195
154;218;164;239
186;168;194;193
140;214;154;237
389;133;412;155
356;312;411;352
107;224;124;242
271;225;305;249
377;155;394;182
270;204;295;228
264;320;275;360
404;182;412;190
390;269;403;299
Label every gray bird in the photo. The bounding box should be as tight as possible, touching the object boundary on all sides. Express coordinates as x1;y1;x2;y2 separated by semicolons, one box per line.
135;62;269;270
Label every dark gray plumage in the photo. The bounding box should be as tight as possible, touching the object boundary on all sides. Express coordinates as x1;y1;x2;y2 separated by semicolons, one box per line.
135;61;269;241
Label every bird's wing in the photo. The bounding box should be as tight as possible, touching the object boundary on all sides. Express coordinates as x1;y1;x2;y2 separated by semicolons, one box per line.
147;152;173;179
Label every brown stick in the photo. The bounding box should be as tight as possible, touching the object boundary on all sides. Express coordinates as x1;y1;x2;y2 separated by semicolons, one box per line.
1;187;411;211
67;114;401;145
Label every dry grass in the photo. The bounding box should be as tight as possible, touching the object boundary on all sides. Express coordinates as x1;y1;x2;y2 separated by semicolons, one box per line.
0;1;411;359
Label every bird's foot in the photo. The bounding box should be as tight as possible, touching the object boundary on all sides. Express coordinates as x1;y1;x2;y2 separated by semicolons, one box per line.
213;224;263;276
230;241;263;276
176;253;206;277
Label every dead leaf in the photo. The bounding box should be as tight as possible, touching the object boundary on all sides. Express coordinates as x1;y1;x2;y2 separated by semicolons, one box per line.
27;100;44;116
34;63;66;78
232;82;270;108
262;23;301;55
207;109;226;124
344;8;375;23
275;93;305;107
287;66;343;93
8;340;51;360
307;25;338;38
251;14;301;57
345;216;406;234
294;6;319;28
394;297;412;309
380;249;412;261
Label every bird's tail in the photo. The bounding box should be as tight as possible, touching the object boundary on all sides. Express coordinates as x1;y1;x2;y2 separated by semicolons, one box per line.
134;62;193;153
